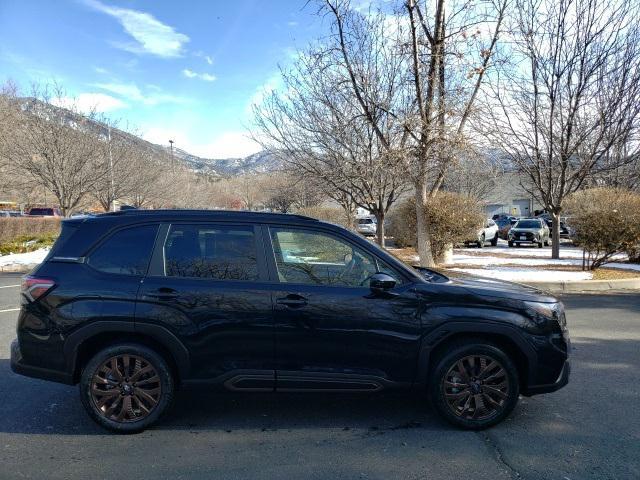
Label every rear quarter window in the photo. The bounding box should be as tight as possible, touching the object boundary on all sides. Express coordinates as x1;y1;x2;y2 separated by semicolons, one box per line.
86;224;159;275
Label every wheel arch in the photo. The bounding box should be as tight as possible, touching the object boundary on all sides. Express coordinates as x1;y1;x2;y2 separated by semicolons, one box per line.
65;321;190;385
416;322;535;391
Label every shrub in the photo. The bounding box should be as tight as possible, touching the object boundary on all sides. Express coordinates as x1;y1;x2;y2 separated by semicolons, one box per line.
388;192;484;263
296;206;353;229
0;233;58;255
0;217;61;243
565;188;640;269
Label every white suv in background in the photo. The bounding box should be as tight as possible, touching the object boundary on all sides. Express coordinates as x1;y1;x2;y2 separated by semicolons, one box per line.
467;218;499;247
356;217;377;236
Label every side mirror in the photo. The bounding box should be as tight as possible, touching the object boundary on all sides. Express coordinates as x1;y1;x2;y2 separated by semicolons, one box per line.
369;272;397;294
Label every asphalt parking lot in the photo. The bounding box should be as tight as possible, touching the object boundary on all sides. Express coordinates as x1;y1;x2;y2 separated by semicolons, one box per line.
0;272;638;480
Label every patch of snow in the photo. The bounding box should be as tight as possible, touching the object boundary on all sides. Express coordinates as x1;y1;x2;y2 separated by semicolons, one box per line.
448;253;582;267
605;262;640;272
461;243;627;260
450;267;593;282
0;248;49;267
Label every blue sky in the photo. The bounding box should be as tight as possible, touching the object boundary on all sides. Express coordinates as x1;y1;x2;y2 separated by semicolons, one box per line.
0;0;331;158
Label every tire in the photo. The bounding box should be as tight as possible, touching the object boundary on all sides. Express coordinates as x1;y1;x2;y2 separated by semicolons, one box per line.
490;233;498;247
79;343;175;433
477;234;485;248
428;341;519;430
538;241;543;248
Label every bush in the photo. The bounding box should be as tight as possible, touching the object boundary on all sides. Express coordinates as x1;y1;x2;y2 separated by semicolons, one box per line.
388;192;484;263
0;218;60;255
296;206;352;229
565;188;640;269
0;217;61;243
0;233;58;255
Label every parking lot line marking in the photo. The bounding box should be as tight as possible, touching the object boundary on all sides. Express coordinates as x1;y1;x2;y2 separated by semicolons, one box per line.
0;285;21;289
0;308;20;313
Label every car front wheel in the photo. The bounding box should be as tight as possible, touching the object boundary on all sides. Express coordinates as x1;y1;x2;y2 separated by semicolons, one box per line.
79;343;175;433
429;341;519;430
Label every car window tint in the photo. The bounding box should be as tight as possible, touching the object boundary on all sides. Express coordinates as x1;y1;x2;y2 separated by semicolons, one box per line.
270;228;397;287
87;225;158;275
164;224;258;280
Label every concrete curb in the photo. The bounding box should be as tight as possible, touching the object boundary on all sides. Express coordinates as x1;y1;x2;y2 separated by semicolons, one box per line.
521;277;640;293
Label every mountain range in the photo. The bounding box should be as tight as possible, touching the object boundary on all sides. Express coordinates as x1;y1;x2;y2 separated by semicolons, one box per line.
165;147;283;177
16;95;283;178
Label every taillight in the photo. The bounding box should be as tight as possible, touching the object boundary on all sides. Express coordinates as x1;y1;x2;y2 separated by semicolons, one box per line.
21;276;56;302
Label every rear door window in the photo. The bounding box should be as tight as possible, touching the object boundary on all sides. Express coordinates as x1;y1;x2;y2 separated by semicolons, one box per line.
164;224;259;280
87;224;159;275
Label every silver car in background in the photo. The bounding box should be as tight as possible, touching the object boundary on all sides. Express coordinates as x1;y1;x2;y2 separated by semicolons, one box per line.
356;217;377;236
508;218;550;248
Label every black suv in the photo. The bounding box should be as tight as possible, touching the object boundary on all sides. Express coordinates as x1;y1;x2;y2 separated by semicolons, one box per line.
11;210;570;432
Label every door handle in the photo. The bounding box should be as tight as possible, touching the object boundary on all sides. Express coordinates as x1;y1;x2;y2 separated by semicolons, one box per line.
276;294;308;308
145;288;179;299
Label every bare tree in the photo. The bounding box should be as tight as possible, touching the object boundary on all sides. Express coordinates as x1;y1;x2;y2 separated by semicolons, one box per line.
315;0;507;262
442;150;503;199
0;83;108;216
91;121;145;212
480;0;640;258
253;5;411;247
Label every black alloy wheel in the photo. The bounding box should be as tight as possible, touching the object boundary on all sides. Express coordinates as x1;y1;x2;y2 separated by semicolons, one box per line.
429;342;519;429
80;343;174;433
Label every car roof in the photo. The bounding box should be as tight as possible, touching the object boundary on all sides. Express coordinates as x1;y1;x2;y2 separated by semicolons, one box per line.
64;209;323;226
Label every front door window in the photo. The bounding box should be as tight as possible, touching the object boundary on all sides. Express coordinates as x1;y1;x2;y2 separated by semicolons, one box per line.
269;228;399;287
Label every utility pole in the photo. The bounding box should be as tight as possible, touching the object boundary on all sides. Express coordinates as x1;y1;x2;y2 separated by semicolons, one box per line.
169;139;174;172
108;126;116;212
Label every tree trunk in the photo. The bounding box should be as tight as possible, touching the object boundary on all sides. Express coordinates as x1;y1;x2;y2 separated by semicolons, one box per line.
551;212;561;259
414;184;436;267
374;211;385;248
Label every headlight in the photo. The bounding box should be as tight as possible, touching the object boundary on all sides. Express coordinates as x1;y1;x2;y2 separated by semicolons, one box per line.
524;301;558;318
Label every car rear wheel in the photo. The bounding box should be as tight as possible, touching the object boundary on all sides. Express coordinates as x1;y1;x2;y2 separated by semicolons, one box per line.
490;233;498;246
79;343;175;433
508;241;513;247
429;341;519;430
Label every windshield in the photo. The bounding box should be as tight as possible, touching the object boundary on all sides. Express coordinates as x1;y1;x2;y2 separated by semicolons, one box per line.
514;220;542;229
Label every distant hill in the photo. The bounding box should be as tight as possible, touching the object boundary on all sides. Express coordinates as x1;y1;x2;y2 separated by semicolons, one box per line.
167;148;283;177
17;95;283;178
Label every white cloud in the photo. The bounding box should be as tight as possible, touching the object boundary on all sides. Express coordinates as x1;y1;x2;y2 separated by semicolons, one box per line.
94;82;188;105
287;21;299;27
52;93;128;113
93;66;108;74
205;55;213;65
182;69;216;82
143;127;260;158
84;0;189;58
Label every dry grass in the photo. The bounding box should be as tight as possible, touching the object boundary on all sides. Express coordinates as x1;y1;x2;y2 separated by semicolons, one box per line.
0;217;61;243
387;247;419;265
592;268;640;280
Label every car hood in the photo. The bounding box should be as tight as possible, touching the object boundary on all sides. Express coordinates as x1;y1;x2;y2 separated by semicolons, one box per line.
414;268;556;302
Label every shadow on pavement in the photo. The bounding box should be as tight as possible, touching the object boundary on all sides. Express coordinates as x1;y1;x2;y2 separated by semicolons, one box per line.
0;358;448;435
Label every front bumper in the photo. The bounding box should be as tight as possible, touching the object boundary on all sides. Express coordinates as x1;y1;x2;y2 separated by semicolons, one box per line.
522;360;570;396
10;338;74;384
